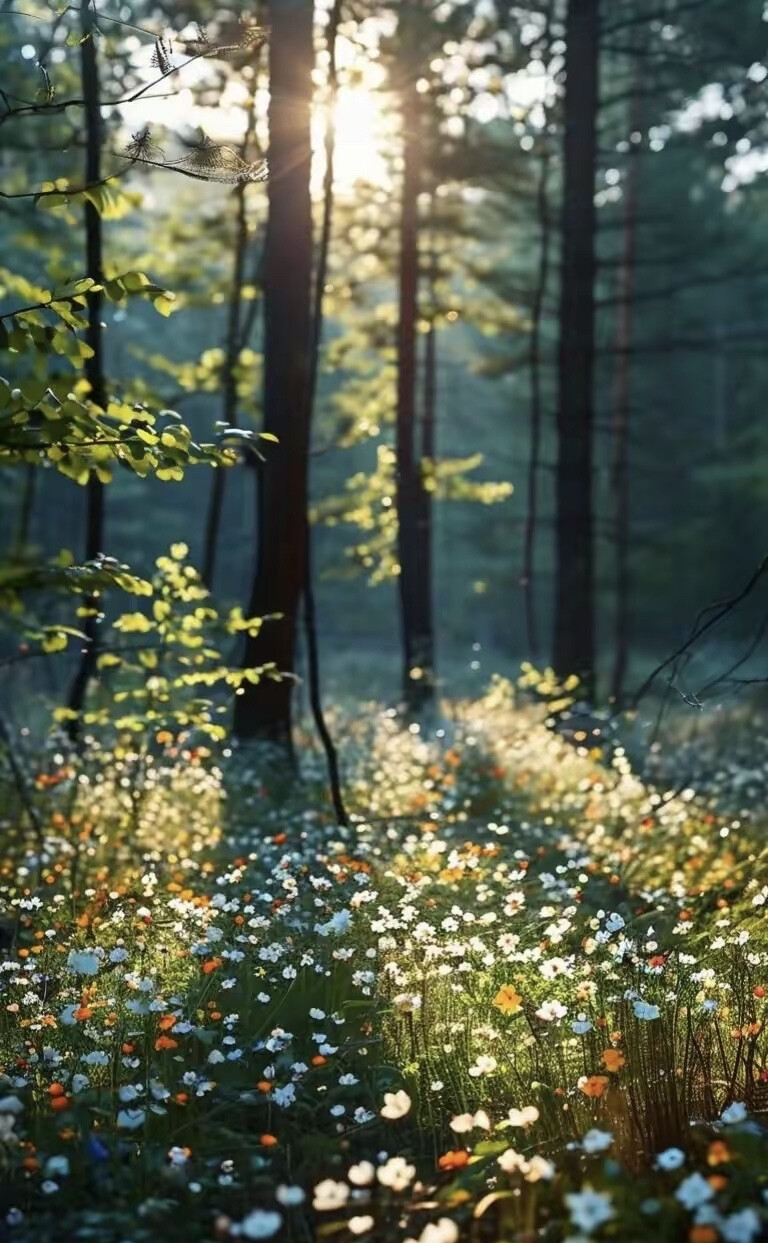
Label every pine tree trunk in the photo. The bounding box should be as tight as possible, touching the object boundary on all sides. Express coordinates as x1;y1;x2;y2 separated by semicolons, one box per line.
610;89;641;707
395;33;433;713
233;0;314;749
553;0;600;697
67;0;106;736
202;179;249;591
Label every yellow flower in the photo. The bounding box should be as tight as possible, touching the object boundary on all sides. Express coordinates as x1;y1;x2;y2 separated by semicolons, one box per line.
493;986;523;1015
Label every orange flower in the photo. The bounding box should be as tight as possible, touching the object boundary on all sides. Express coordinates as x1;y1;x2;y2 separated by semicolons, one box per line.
579;1075;609;1098
257;1080;273;1093
202;958;222;975
155;1035;178;1051
121;1043;135;1055
260;1133;278;1147
157;1015;177;1032
689;1228;719;1243
707;1140;731;1166
50;1095;70;1111
753;985;766;998
174;1093;189;1105
47;1083;66;1097
708;1174;728;1193
493;986;523;1015
438;1150;469;1171
73;1006;92;1022
311;1055;327;1067
601;1048;626;1073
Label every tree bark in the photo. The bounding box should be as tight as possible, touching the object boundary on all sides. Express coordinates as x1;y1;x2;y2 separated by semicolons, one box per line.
553;0;600;697
395;20;433;713
233;0;314;748
610;82;641;706
67;0;106;735
522;0;554;660
202;181;250;591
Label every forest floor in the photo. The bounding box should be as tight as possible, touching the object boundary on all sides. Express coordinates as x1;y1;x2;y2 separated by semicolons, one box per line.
2;678;768;1242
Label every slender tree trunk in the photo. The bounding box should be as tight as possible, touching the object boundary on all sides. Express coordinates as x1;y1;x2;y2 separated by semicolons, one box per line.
610;89;641;707
395;20;432;713
15;465;37;554
302;0;348;825
413;199;437;705
522;0;553;660
67;0;106;735
233;0;314;749
553;0;600;697
202;183;249;591
202;102;259;592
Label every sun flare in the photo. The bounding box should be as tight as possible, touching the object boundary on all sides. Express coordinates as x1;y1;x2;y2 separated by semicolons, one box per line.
313;82;394;193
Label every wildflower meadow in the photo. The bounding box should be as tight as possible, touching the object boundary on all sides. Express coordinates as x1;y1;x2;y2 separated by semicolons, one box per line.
2;673;768;1243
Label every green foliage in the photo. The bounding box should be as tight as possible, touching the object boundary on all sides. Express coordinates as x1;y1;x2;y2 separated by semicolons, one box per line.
56;541;274;742
313;444;512;584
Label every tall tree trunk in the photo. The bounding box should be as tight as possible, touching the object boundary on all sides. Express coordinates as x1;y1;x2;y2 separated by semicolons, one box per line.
202;102;259;592
15;465;36;554
395;18;432;713
302;0;348;825
67;0;106;735
202;182;249;591
233;0;314;749
610;89;641;707
522;0;554;660
413;199;437;705
553;0;600;697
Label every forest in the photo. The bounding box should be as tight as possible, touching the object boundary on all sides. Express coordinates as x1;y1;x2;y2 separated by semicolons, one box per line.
4;0;768;1240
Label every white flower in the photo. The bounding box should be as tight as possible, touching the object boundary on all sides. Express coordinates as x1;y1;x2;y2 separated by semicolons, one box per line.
633;1000;660;1021
525;1155;555;1182
565;1189;614;1233
313;1179;349;1212
449;1110;490;1134
66;949;100;976
468;1055;497;1078
71;1074;89;1094
207;1050;225;1065
40;1181;59;1195
0;1097;24;1115
507;1105;539;1128
582;1129;613;1154
380;1089;411;1120
535;1000;567;1022
348;1217;375;1235
116;1108;146;1130
419;1220;460;1243
655;1147;686;1170
377;1156;416;1190
273;1084;296;1108
238;1209;283;1239
276;1185;305;1207
722;1208;761;1243
348;1160;375;1186
720;1101;748;1125
675;1173;714;1210
499;1148;528;1173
